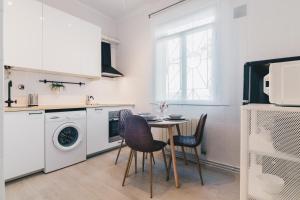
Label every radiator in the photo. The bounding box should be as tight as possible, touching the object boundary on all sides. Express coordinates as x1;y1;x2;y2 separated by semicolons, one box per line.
151;118;239;173
153;118;206;155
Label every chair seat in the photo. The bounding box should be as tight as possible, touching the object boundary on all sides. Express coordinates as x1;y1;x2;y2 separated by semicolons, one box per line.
150;140;167;152
168;135;197;148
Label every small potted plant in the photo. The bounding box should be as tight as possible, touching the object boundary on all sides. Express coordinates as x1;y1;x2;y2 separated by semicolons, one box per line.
50;82;65;93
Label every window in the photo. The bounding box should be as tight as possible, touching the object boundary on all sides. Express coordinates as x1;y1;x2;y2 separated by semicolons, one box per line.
154;8;216;104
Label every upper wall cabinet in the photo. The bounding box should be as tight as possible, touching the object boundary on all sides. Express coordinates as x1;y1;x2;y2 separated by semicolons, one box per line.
4;0;102;78
4;0;43;70
79;21;102;76
43;4;102;77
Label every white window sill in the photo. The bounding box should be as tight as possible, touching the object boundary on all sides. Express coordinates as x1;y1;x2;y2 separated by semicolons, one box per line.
151;102;230;107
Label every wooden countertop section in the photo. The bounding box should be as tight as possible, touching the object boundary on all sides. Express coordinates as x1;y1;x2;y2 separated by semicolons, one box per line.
4;104;135;112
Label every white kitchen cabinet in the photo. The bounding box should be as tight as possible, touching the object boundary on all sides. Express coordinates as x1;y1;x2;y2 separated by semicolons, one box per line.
79;19;101;76
87;107;109;155
241;104;300;200
4;0;101;77
87;106;134;156
43;4;101;77
4;111;45;180
3;0;43;70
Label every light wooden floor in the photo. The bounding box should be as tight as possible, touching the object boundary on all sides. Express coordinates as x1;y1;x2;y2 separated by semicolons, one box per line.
5;147;240;200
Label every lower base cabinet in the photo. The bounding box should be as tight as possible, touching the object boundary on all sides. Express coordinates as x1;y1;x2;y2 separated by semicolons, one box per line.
87;106;134;156
4;111;45;181
87;107;109;155
4;106;134;180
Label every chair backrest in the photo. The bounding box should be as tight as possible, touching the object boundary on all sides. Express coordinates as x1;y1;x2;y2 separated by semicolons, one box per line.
194;114;207;146
124;115;154;152
118;109;133;137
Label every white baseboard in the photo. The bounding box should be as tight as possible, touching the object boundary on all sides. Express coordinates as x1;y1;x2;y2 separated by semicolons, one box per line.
167;150;240;174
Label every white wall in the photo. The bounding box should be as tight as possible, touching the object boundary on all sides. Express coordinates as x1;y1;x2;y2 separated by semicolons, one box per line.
4;0;126;106
247;0;300;61
117;0;246;168
0;0;4;198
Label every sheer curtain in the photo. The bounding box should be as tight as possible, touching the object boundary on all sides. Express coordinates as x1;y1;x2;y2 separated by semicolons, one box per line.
151;0;234;105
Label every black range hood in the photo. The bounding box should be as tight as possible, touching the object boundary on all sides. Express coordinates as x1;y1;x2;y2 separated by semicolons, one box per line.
101;42;123;78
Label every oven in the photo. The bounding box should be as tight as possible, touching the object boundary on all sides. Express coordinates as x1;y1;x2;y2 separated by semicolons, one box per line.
109;111;121;143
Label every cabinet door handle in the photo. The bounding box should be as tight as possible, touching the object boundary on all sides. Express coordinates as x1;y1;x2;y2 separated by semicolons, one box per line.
50;116;59;119
95;108;103;111
29;112;43;115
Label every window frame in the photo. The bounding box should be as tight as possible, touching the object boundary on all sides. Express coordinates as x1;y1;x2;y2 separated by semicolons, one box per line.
155;21;217;105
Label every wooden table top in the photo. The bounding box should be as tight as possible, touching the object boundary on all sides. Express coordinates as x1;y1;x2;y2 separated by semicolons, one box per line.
148;119;188;128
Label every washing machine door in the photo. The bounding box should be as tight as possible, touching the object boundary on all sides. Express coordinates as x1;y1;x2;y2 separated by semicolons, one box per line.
53;123;82;151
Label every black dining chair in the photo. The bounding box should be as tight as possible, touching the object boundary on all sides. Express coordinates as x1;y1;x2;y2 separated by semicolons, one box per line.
122;115;168;198
115;109;133;165
167;114;207;185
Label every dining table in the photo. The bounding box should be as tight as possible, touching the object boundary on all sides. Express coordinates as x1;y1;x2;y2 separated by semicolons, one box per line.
148;118;189;188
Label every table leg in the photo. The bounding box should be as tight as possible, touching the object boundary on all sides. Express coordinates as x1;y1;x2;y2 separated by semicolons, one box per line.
176;124;188;165
168;126;180;188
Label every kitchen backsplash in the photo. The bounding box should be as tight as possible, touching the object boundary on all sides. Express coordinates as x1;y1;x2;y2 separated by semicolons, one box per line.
4;69;122;106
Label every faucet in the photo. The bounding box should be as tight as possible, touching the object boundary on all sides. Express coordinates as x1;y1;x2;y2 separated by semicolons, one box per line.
5;80;17;107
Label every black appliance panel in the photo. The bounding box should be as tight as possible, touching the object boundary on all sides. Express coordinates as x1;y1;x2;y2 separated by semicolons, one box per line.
109;111;121;143
102;42;111;67
243;56;300;104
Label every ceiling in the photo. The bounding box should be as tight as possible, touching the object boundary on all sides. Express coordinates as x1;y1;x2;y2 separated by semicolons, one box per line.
78;0;152;19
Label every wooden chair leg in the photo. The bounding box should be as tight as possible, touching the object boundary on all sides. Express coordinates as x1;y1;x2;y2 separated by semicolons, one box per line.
181;146;188;165
150;152;153;198
134;151;137;174
142;152;145;172
194;147;204;185
122;149;133;186
162;148;168;180
115;138;124;165
167;154;172;181
152;154;156;165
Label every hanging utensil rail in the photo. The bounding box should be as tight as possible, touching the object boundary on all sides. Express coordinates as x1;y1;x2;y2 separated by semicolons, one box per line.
39;79;85;86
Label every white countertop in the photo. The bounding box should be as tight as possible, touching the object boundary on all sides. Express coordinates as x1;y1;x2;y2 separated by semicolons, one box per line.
4;103;135;112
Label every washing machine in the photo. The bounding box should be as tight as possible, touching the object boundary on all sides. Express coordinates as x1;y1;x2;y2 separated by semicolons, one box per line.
44;109;87;173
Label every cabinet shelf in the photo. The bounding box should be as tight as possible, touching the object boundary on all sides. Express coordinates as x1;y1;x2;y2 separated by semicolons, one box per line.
249;178;279;200
247;158;300;200
249;134;300;163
